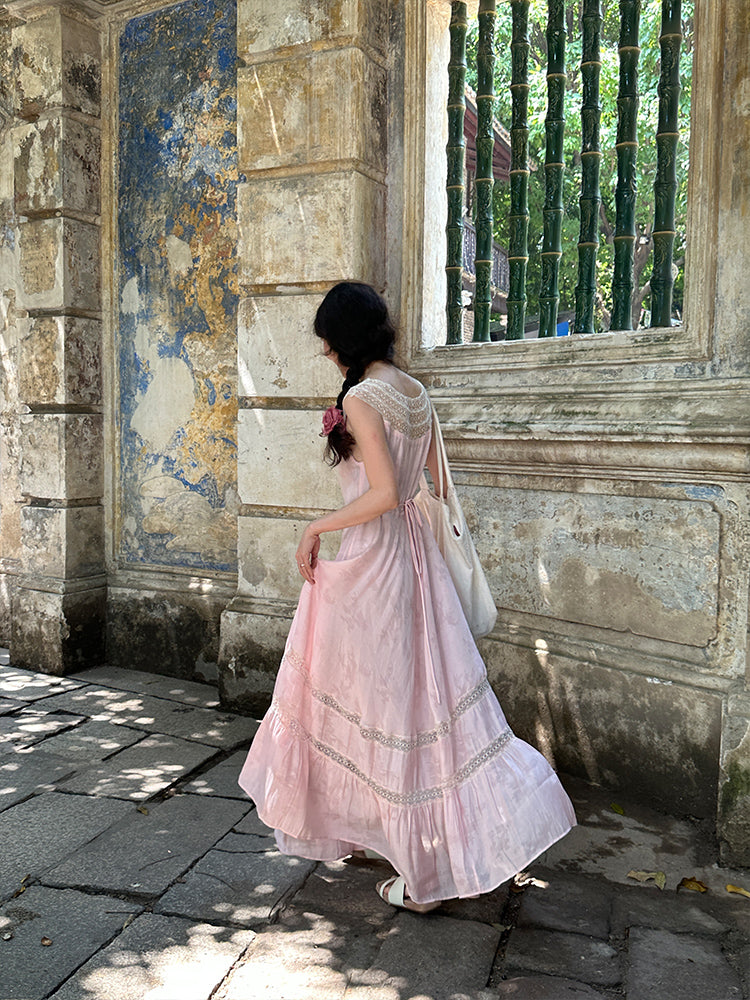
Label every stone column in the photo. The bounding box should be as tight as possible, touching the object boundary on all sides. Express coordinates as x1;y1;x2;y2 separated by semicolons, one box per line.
5;2;104;674
219;0;389;713
713;0;750;866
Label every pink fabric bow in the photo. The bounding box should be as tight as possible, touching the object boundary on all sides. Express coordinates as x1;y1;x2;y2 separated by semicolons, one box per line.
320;405;346;437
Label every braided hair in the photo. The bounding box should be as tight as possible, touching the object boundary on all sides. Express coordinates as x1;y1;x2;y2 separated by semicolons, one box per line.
314;282;397;466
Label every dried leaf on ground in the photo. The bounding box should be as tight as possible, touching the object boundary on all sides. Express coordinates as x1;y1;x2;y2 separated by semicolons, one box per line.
627;870;667;890
677;876;709;893
136;805;149;815
2;932;13;941
610;802;625;815
726;884;750;899
41;937;52;946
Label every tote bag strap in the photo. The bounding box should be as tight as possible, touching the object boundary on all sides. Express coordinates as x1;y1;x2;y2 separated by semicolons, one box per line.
430;403;455;498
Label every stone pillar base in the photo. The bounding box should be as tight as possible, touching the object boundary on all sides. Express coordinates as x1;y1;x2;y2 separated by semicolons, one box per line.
11;585;105;675
719;690;750;867
218;598;292;716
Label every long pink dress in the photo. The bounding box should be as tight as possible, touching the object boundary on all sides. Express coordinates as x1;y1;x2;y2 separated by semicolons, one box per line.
239;378;575;904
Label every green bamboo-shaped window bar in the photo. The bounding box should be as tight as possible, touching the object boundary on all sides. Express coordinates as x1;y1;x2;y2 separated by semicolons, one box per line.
611;0;641;331
506;0;530;341
473;0;497;343
539;0;566;338
446;2;468;346
650;0;681;328
574;0;603;335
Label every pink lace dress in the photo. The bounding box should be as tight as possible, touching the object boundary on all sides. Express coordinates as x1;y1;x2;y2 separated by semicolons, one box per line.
238;378;575;904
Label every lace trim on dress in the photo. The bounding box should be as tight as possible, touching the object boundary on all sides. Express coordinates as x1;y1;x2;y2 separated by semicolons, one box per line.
271;701;515;807
346;379;432;439
283;647;491;751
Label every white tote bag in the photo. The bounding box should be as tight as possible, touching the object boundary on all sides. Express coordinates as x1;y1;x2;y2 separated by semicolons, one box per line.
414;406;497;639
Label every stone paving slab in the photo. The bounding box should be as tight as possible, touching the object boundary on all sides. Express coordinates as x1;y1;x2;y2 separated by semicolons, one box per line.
610;883;729;937
0;696;24;715
343;911;501;1000
504;928;621;988
33;686;255;748
0;664;85;701
491;975;608;999
0;885;141;1000
43;792;250;896
71;665;224;709
48;912;255;1000
29;718;146;762
221;911;358;1000
625;926;743;999
517;870;612;939
233;806;275;838
214;830;277;853
291;859;397;927
0;747;79;812
0;792;132;902
59;733;219;800
156;846;316;927
184;748;253;799
0;708;85;749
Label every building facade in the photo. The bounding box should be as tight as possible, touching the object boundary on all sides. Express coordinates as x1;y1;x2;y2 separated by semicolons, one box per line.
1;0;749;865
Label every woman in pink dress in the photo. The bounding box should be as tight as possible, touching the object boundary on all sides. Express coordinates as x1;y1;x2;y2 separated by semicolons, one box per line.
239;282;575;912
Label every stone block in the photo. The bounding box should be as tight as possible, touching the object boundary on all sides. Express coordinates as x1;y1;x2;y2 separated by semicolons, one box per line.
0;746;78;811
625;927;742;999
0;707;84;750
16;217;100;313
233;808;275;839
19;412;103;499
184;748;256;799
156;847;316;927
291;859;398;926
0;886;140;1000
218;605;290;715
32;718;145;762
238;47;385;172
504;928;621;988
610;888;728;937
59;733;218;800
493;977;608;1000
484;643;722;817
19;316;102;407
0;791;131;902
468;486;720;646
33;685;255;748
11;585;105;675
106;590;224;681
238;293;339;398
43;793;250;895
70;664;221;709
238;171;385;288
13;114;100;216
0;665;84;701
21;504;104;579
11;9;101;118
348;912;500;999
517;871;612;939
238;514;340;600
238;407;342;508
49;913;253;1000
718;696;750;866
237;0;388;59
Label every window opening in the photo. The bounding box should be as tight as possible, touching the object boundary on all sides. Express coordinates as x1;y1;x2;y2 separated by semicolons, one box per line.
448;0;693;344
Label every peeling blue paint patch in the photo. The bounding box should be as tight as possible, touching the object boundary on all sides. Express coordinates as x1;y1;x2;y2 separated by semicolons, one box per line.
118;0;238;572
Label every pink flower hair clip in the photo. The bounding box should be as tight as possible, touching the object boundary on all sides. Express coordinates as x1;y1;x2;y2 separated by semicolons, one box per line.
320;405;347;437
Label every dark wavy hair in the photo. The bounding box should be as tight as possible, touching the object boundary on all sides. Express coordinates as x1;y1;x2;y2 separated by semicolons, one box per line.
314;282;397;465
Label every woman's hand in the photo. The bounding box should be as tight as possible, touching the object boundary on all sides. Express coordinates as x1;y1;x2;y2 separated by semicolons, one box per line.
295;525;321;584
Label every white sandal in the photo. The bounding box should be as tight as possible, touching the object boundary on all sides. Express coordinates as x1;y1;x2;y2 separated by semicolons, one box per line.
376;875;439;913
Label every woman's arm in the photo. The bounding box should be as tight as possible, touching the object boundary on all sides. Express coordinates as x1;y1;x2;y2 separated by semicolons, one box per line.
295;394;399;583
425;422;448;499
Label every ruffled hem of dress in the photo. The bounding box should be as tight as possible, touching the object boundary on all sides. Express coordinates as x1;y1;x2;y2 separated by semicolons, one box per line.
239;708;576;904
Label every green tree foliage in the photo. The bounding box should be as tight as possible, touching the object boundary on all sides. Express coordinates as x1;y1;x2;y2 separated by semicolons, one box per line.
466;0;693;331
